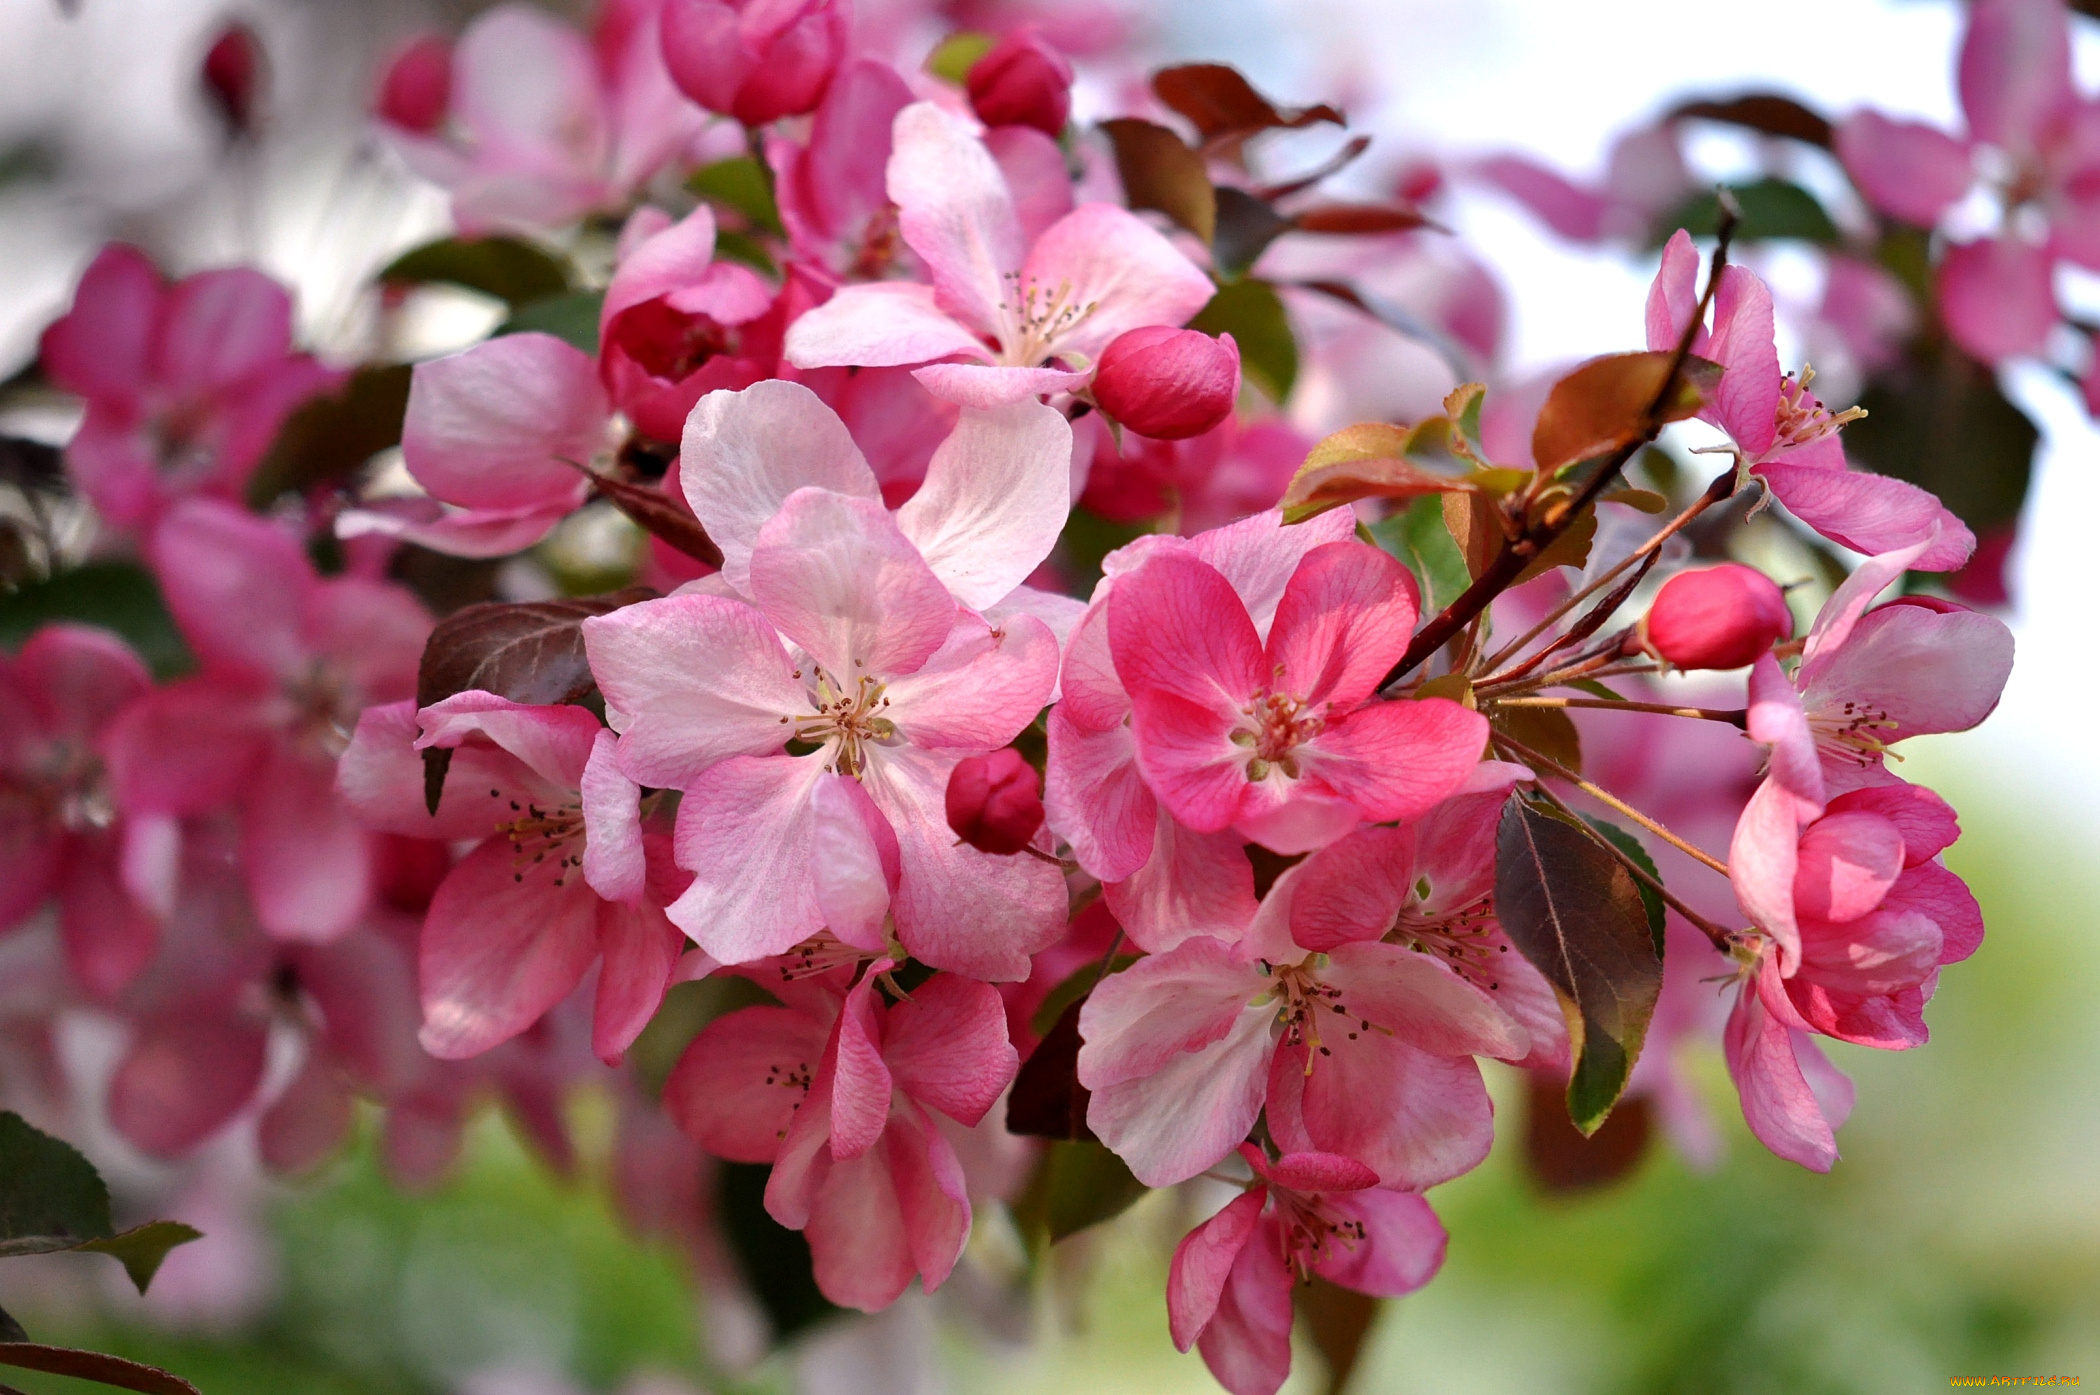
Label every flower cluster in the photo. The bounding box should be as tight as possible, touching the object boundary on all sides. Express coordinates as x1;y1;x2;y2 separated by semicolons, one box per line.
0;1;2034;1391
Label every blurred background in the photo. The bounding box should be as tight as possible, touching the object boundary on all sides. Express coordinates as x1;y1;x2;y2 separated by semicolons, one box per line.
1;0;2096;1391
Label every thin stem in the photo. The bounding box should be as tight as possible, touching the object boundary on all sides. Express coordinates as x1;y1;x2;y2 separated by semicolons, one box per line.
1493;696;1748;728
1494;731;1733;878
1488;552;1659;689
1480;465;1739;677
1086;928;1128;996
1476;654;1660;699
1512;770;1738;952
1379;205;1740;693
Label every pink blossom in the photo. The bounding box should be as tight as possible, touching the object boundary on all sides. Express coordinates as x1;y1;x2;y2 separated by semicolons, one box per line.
383;1;702;235
1075;857;1527;1187
659;0;850;127
1168;1145;1446;1395
1089;327;1241;441
1641;563;1794;671
1077;415;1308;534
764;59;916;278
375;35;453;135
583;408;1069;977
1646;230;1974;570
665;960;1017;1311
784;101;1216;408
1471;124;1694;246
1107;536;1486;854
200;23;263;137
38;244;342;534
103;500;429;943
336;694;687;1065
0;624;160;998
1834;0;2097;362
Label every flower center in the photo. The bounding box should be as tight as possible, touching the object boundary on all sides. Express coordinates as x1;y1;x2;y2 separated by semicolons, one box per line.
1231;683;1325;781
1266;962;1387;1069
998;272;1097;367
5;737;114;834
487;790;586;887
1770;366;1865;453
1390;890;1508;993
1269;1186;1371;1280
1808;698;1899;767
281;660;360;758
761;1055;816;1141
788;666;897;778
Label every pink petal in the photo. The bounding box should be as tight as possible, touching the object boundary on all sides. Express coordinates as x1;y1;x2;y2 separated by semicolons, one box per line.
449;5;606;195
417;838;600;1058
1834;111;1973;225
667;753;831;963
243;742;371;943
150;499;312;680
1054;597;1128;732
1826;780;1960;866
1730;776;1807;968
259;1052;353;1174
1959;0;2074;154
883;972;1019;1126
894;400;1073;608
1194;1214;1296;1395
13;623;150;740
1888;859;1985;965
1746;655;1823;816
1188;507;1361;642
1307;696;1488;825
1754;461;1976;572
1313;1189;1447;1297
1474;155;1611;242
1321;939;1529;1059
57;848;160;1001
1266;1035;1493;1191
887;101;1023;337
592;898;681;1064
771;59;911;257
828;971;894;1160
879;612;1058;749
862;744;1067;980
39;243;159;407
810;772;896;951
305;577;429;703
1802;602;2014;743
1290;826;1416;951
1265;541;1418;710
911;362;1091;407
1257;1150;1380;1193
1085;1003;1273;1187
104;677;272;816
1724;972;1839;1171
416;691;600;789
750;489;959;681
401;333;607;512
1643;229;1705;355
1044;707;1156;882
1796;903;1942;996
679;379;881;592
582;594;802;789
337;700;557;842
1076;932;1265;1089
1102;812;1259;955
1793;809;1905;924
987;124;1076;246
152;267;295;397
580;729;646;904
335;498;578;559
1019;203;1218;364
667;1000;836;1163
600;203;718;328
109;1012;269;1157
1937;236;2057;362
1701;266;1781;456
1167;1187;1266;1350
883;1101;974;1296
784;281;993;371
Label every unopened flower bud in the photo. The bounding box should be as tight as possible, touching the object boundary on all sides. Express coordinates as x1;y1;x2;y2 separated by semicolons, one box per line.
966;34;1074;137
1091;327;1241;440
945;748;1044;856
1642;564;1793;670
377;35;453;135
660;0;850;127
202;22;263;137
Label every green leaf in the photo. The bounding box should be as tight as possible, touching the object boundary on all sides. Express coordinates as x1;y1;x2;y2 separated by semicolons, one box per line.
925;30;996;84
0;562;190;679
685;156;783;236
0;1112;110;1249
1582;816;1667;956
72;1222;205;1296
1653;178;1838;246
498;289;605;356
1190;279;1296;402
1494;800;1663;1134
712;229;778;277
1368;495;1471;614
0;1342;199;1395
247;363;413;506
1029;957;1139;1038
1566;678;1625;702
380;236;573;307
1009;1140;1149;1250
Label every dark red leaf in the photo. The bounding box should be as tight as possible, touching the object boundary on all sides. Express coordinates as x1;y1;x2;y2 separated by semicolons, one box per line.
584;471;724;567
1530;350;1720;475
1290;202;1436;235
1296;1279;1381;1393
1151;63;1343;145
1522;1070;1653;1193
1005;1000;1093;1140
1667;92;1833;148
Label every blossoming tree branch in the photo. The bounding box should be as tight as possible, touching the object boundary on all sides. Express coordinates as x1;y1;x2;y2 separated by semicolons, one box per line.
1;0;2064;1391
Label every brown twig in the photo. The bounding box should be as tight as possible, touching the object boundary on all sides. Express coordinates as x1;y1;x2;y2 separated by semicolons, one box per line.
1494;730;1733;878
1492;696;1748;728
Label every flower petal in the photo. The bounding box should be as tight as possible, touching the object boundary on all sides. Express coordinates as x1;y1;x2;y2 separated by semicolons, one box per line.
895;400;1073;608
750;489;959;680
667;754;830;963
1020;203;1217;364
887;101;1022;336
401;332;608;512
417;839;600;1058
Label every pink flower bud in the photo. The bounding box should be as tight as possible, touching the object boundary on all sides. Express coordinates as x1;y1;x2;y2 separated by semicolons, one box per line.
1643;564;1793;670
945;748;1044;856
659;0;850;127
965;34;1075;137
201;22;263;136
376;35;453;135
1091;327;1241;441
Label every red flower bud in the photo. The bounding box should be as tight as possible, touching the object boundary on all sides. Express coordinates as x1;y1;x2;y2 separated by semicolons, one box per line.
1091;327;1241;440
965;34;1074;137
377;35;453;135
660;0;850;127
201;22;263;136
1643;564;1793;670
945;748;1045;856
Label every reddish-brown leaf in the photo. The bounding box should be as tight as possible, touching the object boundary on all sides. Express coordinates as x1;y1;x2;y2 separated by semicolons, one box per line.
587;472;723;567
1668;92;1833;149
0;1344;199;1395
1290;202;1435;236
1529;351;1720;476
1005;1001;1093;1140
1441;490;1504;580
1151;63;1343;144
1100;118;1216;243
